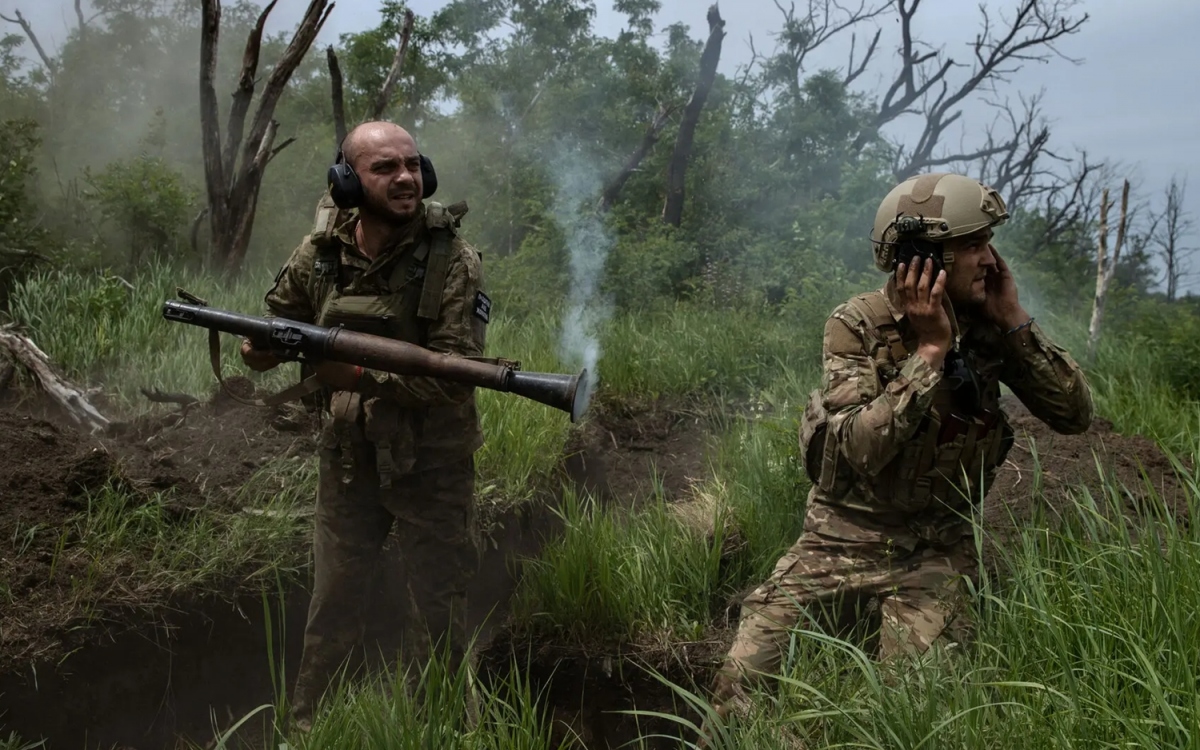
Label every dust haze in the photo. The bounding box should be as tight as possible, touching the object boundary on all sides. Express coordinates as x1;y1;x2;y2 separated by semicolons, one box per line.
3;0;1197;297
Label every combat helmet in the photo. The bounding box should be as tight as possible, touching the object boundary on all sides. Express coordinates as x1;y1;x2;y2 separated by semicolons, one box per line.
870;173;1009;272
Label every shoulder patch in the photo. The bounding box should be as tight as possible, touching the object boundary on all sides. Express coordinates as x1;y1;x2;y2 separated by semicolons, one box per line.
473;291;492;323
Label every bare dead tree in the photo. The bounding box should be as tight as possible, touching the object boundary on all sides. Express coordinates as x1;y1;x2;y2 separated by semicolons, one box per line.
0;9;57;80
1029;149;1101;251
1157;176;1195;302
767;0;888;100
599;103;679;213
1087;180;1130;362
199;0;333;276
662;5;726;227
860;0;1087;181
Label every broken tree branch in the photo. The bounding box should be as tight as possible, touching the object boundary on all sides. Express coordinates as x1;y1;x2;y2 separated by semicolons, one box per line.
74;0;87;41
369;8;416;120
267;137;298;166
600;103;679;212
843;28;881;87
327;45;348;151
1;9;56;79
223;0;279;183
0;326;110;432
662;5;726;227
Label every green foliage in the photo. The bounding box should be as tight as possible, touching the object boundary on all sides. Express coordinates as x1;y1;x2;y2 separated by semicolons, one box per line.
0;119;49;249
295;649;566;749
0;118;52;308
671;473;1200;750
68;475;310;601
511;403;808;647
82;152;197;266
512;485;726;644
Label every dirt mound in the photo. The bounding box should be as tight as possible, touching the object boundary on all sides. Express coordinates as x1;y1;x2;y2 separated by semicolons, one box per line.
0;379;319;670
985;396;1190;540
563;395;717;507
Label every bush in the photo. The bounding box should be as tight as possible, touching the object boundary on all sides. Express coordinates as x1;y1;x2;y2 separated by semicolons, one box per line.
0;118;53;308
83;153;198;268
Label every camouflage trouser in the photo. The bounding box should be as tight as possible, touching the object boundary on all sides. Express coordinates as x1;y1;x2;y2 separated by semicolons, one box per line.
712;529;975;709
291;446;479;724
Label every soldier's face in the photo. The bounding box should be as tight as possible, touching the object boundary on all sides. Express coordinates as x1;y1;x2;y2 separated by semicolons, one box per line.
354;134;424;222
943;229;996;308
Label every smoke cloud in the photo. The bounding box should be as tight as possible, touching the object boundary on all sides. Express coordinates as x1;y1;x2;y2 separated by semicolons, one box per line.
549;140;614;418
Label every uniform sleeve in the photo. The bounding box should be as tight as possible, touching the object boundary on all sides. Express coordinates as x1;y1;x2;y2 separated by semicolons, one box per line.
998;321;1093;435
263;242;317;324
361;240;486;407
822;309;942;478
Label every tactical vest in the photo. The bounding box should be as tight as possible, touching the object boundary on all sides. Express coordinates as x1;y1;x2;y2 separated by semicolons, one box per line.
800;290;1014;517
305;194;482;486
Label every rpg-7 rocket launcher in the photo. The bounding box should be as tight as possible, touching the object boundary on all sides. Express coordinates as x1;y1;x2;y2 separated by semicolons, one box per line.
162;296;590;423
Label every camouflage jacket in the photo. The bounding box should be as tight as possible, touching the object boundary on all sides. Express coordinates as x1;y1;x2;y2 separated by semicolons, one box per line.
805;278;1093;550
265;199;489;474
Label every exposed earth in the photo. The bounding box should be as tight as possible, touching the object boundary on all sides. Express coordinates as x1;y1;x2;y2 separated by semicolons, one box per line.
0;379;1191;748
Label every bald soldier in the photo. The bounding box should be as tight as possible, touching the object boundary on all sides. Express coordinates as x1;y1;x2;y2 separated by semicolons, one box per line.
241;122;489;730
706;173;1094;725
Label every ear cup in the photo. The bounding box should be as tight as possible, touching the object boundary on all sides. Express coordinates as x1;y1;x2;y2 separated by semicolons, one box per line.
420;154;437;199
327;160;364;209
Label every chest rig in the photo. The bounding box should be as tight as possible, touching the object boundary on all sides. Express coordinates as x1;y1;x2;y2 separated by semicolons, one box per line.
806;290;1014;523
306;195;470;487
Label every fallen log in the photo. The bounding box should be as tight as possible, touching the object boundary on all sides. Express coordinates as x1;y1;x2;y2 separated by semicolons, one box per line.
0;325;111;432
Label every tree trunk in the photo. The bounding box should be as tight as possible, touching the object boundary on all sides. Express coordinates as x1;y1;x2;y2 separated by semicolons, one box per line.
1087;180;1129;362
661;5;725;227
1167;237;1177;302
199;0;333;277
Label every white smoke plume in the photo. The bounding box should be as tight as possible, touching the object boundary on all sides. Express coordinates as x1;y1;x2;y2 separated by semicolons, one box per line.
550;140;615;417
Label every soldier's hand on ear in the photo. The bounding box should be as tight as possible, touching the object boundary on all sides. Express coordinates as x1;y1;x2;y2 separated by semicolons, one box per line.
982;247;1029;330
896;257;952;371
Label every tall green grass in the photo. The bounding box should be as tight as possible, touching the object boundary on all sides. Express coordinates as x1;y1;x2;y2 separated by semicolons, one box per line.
62;475;312;607
510;395;810;647
1037;310;1200;456
671;460;1200;750
289;645;567;750
596;306;820;400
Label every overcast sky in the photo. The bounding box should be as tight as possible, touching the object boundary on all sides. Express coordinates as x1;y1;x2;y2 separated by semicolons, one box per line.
6;0;1200;289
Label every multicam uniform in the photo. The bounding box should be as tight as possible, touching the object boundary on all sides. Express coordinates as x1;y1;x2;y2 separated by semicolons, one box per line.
264;195;491;723
713;277;1093;706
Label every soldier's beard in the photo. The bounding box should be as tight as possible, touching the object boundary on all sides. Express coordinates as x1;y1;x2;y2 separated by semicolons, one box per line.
362;189;420;227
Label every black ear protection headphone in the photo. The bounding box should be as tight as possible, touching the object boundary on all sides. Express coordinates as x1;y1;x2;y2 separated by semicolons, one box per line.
327;146;438;210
